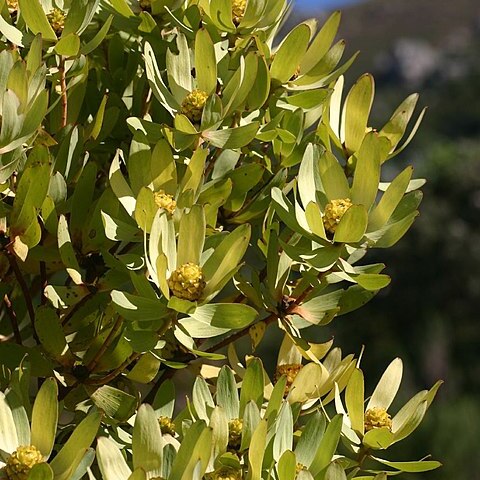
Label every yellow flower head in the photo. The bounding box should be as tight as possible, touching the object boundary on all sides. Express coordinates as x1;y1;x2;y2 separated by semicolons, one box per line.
364;406;393;432
228;418;243;449
138;0;151;11
232;0;246;25
274;363;302;394
168;263;206;301
323;198;353;235
4;445;44;480
180;90;209;123
6;0;18;14
158;416;176;435
46;8;65;36
154;190;176;215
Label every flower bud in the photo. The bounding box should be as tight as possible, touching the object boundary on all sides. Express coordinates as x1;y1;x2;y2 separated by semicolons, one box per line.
154;191;176;215
158;416;176;435
4;445;44;480
228;418;243;449
208;466;243;480
364;406;393;432
274;363;302;394
180;90;209;123
6;0;18;14
46;8;65;36
323;198;353;235
232;0;246;25
168;263;206;301
139;0;151;11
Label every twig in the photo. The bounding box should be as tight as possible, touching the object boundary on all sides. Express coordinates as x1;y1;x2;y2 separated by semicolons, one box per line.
84;353;141;386
40;260;47;305
59;57;68;128
85;316;123;373
6;252;38;342
3;294;22;344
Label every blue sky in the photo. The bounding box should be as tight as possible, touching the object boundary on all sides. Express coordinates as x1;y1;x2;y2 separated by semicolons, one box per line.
295;0;362;10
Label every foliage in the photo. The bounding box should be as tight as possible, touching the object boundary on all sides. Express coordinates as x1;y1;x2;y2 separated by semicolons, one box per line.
0;1;441;479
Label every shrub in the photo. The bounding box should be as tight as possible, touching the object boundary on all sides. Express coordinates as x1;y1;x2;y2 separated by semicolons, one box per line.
0;1;440;479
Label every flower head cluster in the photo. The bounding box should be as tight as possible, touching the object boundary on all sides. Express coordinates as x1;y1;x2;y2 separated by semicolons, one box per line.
4;446;44;480
180;90;209;123
364;406;393;432
323;198;353;234
154;190;176;215
274;363;303;394
158;416;176;435
208;466;243;480
232;0;247;25
6;0;18;14
228;418;243;449
168;263;206;301
138;0;151;11
46;8;65;36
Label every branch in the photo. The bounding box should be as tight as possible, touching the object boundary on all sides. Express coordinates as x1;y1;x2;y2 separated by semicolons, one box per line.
59;57;68;128
3;294;22;344
6;252;38;342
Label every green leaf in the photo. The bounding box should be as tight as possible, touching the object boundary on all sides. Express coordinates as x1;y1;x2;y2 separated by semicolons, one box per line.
309;415;343;475
195;29;217;94
354;274;391;291
333;205;368;243
86;94;108;140
28;463;54;480
345;368;364;435
278;450;296;480
371;457;442;473
363;427;394;450
97;436;131;480
89;386;136;422
55;33;80;57
18;0;57;41
203;122;259;149
35;307;71;362
273;402;293;461
111;290;169;322
180;303;255;337
202;225;251;300
132;404;163;477
295;412;326;467
325;462;347;480
127;353;161;383
350;133;389;210
50;410;102;479
239;359;264;417
271;24;311;84
192;376;215;422
31;378;58;459
217;366;240;420
288;362;329;403
246;420;267;480
0;391;19;453
177;205;206;266
300;11;341;74
81;15;113;55
169;420;212;480
367;358;403;411
342;74;375;154
319;151;350;200
0;15;24;47
135;187;158;233
58;215;83;285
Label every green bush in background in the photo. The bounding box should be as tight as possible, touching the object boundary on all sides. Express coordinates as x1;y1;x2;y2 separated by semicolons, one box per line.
0;1;442;479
